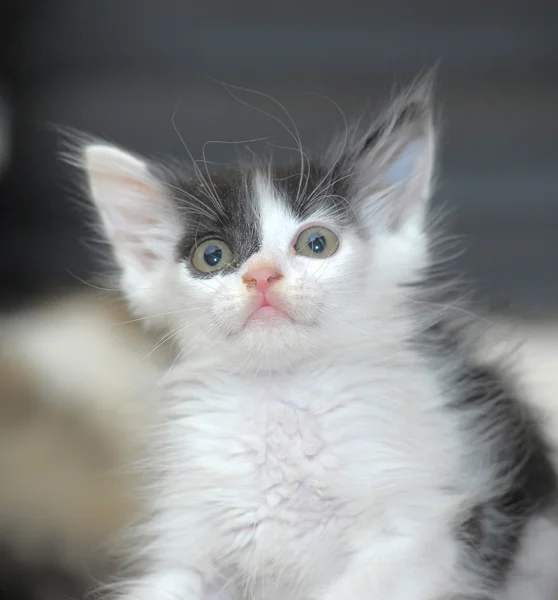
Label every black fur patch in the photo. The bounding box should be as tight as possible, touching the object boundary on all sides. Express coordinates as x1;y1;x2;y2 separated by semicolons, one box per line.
458;365;556;584
166;168;262;279
270;163;357;226
425;323;558;590
160;160;359;278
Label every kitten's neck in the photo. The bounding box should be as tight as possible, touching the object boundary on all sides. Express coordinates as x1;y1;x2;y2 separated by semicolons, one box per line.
168;310;427;381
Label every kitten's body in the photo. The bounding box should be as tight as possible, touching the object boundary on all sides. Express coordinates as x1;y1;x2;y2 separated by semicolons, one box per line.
152;323;464;600
80;79;558;599
125;287;558;600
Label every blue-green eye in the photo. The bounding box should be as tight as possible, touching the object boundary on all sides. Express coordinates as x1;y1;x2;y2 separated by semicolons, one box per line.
191;239;232;273
294;227;339;259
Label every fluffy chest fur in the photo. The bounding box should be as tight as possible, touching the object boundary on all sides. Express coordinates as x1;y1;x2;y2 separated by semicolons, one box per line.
154;353;466;593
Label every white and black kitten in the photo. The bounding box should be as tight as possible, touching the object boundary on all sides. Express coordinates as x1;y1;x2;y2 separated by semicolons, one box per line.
79;78;558;600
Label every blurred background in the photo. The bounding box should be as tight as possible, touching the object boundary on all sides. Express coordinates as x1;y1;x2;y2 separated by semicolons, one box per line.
0;0;557;316
0;2;557;599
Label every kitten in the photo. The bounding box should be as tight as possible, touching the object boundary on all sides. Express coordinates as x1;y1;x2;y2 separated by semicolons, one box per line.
80;77;558;600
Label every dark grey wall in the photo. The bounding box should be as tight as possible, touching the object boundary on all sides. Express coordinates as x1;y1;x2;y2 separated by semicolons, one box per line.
0;1;557;315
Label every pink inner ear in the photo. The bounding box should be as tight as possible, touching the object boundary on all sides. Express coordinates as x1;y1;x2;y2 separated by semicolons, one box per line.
100;172;161;227
111;227;159;265
98;173;164;264
111;174;154;197
138;248;159;263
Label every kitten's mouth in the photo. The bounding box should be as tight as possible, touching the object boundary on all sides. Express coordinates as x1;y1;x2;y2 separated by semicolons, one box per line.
249;305;287;321
247;295;291;324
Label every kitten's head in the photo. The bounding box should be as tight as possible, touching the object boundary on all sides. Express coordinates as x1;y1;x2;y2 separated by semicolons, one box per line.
81;77;437;373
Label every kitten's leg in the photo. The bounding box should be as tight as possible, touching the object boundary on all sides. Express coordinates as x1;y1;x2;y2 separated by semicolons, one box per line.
316;529;460;600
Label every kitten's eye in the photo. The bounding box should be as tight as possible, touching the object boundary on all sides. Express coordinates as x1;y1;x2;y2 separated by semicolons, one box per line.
191;239;232;273
294;227;339;259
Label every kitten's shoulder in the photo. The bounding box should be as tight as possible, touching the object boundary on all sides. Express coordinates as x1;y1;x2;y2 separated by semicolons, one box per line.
423;316;558;586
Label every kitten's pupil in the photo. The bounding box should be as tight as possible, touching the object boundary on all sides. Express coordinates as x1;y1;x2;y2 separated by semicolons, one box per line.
204;245;223;267
307;233;326;254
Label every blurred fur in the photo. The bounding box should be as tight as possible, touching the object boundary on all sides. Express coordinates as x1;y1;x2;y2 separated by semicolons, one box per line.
0;293;169;599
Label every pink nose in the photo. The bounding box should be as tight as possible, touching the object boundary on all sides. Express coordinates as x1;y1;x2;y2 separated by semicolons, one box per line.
242;266;283;293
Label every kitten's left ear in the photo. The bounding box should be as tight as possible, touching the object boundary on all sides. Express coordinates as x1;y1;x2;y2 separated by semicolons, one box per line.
83;144;181;284
353;73;437;231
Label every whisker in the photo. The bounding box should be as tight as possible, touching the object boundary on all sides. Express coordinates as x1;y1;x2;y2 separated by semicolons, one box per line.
164;187;221;221
143;322;188;360
109;307;204;327
303;91;350;205
171;99;222;211
65;269;123;293
213;79;309;208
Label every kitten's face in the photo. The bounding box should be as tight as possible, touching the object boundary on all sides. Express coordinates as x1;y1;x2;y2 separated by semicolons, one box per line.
169;169;369;368
81;78;436;372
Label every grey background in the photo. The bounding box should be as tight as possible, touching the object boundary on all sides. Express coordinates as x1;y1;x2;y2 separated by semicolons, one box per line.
0;0;557;316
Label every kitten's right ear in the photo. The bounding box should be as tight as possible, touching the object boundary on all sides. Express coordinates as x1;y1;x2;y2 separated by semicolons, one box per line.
83;144;180;281
350;73;437;232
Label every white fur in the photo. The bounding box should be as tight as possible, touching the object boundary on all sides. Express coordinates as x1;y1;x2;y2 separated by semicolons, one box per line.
494;515;558;600
84;144;183;327
83;123;558;599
